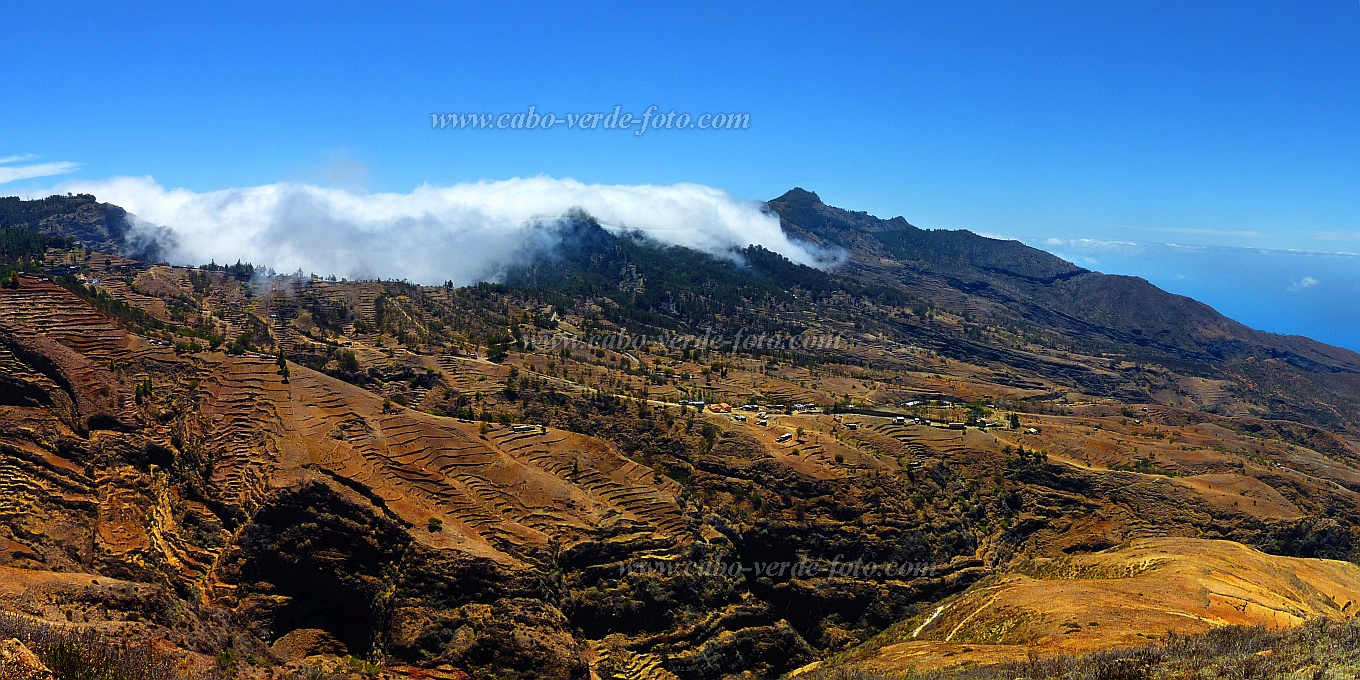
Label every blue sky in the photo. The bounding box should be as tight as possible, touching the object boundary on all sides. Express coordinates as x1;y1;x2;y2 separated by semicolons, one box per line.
3;1;1359;348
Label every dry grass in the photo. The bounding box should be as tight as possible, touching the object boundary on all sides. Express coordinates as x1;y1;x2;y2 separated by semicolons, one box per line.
800;617;1360;680
0;612;179;680
0;613;362;680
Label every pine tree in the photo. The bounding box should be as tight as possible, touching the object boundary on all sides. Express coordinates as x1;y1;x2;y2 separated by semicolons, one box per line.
134;378;153;404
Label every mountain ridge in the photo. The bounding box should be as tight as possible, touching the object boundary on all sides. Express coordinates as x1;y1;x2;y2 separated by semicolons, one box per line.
770;186;1360;372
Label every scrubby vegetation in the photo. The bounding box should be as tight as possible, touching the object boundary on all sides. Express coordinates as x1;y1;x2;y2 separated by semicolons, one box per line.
804;618;1360;679
0;612;180;680
56;275;165;334
0;612;370;680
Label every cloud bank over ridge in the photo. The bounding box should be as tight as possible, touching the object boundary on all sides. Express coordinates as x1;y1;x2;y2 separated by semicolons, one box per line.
56;176;837;285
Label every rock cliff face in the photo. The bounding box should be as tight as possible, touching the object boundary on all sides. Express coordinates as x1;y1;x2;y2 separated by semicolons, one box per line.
215;480;590;677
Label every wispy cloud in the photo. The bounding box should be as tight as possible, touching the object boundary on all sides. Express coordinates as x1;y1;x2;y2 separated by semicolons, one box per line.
1180;243;1359;258
0;155;81;185
1311;230;1360;243
1288;276;1320;292
1150;227;1263;239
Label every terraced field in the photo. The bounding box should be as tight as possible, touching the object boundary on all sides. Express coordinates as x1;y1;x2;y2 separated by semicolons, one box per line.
0;280;133;360
804;537;1360;675
592;641;682;680
192;350;689;566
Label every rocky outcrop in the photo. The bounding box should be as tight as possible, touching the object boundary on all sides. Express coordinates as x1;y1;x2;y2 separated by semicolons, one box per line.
215;479;588;678
0;637;53;680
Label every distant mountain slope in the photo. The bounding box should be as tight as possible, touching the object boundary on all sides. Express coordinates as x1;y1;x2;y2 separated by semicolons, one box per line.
771;187;1086;283
769;188;1360;423
772;188;1358;365
499;216;897;339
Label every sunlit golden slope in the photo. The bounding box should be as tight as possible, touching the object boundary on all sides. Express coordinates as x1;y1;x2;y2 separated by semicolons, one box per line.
803;537;1360;674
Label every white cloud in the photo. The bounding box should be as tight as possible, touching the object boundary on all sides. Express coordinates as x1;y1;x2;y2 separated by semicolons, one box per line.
1043;237;1144;255
0;155;81;185
1048;252;1100;267
57;175;840;285
1308;231;1360;244
1150;227;1263;239
1288;276;1320;292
